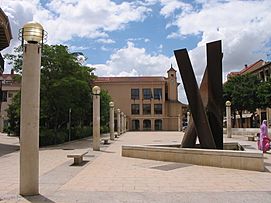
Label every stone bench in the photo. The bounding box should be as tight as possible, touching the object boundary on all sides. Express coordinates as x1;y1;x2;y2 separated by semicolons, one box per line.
101;137;110;145
67;151;88;165
246;133;259;141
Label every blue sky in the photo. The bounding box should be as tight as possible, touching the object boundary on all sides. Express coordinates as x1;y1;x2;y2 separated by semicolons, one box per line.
1;0;271;103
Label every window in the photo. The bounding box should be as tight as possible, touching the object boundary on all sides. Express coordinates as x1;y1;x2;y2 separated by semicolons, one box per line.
154;104;162;114
1;91;7;102
143;104;151;115
132;119;140;131
165;85;168;100
153;88;162;100
143;119;151;131
8;92;13;98
131;104;140;115
131;88;139;100
143;88;152;99
155;119;162;130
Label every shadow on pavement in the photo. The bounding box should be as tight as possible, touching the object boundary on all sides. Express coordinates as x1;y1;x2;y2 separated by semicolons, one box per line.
0;143;19;157
70;160;89;167
23;194;55;203
100;150;115;153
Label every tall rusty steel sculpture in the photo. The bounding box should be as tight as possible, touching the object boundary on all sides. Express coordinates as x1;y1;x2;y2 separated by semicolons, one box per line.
174;40;223;149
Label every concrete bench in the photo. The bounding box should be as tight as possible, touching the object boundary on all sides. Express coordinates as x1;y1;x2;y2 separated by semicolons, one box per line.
246;133;259;141
101;137;110;145
67;151;88;165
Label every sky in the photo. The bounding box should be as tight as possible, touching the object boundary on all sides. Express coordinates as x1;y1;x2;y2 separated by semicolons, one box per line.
1;0;271;104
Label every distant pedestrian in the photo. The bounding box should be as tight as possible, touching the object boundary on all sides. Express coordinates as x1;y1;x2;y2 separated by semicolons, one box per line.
258;120;270;153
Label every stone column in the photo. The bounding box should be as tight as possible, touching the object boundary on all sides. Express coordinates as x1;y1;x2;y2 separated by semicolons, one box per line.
92;86;101;151
226;101;232;138
20;43;41;195
178;114;181;131
117;109;121;136
109;101;115;140
124;115;127;132
120;112;124;134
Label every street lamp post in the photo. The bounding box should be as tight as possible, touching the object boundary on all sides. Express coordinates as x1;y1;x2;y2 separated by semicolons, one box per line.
92;86;101;151
226;101;232;138
109;101;114;140
178;114;181;131
19;21;47;196
117;109;120;137
187;111;190;126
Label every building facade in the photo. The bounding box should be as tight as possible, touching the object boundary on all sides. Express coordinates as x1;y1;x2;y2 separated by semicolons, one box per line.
0;7;13;132
0;7;12;72
0;70;20;132
94;66;187;131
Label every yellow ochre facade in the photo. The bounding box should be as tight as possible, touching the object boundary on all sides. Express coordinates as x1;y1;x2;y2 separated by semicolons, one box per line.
94;66;188;131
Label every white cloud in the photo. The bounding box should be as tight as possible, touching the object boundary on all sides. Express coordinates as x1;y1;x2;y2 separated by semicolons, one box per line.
96;38;115;44
159;0;193;18
1;0;151;44
90;41;172;76
127;37;150;43
100;46;111;52
163;0;271;80
88;41;188;103
43;0;151;43
144;38;150;43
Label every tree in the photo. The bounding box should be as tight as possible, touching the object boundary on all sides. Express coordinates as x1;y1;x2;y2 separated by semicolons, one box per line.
5;44;111;142
5;92;20;135
223;74;260;127
100;89;111;133
257;80;271;109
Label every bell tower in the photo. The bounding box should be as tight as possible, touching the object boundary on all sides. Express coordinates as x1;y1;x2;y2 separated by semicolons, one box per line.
167;64;177;101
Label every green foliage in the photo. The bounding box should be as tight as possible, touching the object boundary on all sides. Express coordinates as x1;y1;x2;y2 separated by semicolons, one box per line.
100;90;111;133
5;92;21;136
223;74;260;113
39;129;67;146
70;126;92;140
39;126;92;146
257;80;271;109
5;44;111;145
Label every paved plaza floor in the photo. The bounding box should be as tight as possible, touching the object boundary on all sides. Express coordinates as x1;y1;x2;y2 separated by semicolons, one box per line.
0;131;271;202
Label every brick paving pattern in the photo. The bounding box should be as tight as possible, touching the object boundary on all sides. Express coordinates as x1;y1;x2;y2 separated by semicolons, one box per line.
0;132;271;202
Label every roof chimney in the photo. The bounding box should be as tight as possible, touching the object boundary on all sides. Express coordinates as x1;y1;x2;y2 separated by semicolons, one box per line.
245;64;247;68
11;69;14;75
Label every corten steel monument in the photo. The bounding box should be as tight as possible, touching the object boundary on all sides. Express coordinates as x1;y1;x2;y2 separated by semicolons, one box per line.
174;40;223;149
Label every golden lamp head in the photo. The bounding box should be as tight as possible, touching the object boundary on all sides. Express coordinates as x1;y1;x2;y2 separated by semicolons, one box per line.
19;21;47;44
109;101;114;107
225;100;231;107
92;86;101;95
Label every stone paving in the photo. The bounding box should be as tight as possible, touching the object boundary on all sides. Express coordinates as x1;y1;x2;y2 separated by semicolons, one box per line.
0;132;271;202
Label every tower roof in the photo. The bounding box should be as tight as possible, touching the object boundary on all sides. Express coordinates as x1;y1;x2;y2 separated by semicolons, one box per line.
167;64;176;72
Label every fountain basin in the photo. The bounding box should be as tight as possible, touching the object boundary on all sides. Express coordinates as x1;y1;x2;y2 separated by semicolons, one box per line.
122;142;264;171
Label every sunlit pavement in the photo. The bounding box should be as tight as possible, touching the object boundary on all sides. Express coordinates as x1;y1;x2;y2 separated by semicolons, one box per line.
1;131;271;203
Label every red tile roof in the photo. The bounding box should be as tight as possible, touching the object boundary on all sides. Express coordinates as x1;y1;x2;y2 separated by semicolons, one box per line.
228;60;266;77
95;76;166;83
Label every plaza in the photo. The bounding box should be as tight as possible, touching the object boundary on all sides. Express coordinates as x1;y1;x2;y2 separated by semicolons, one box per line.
1;131;271;202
